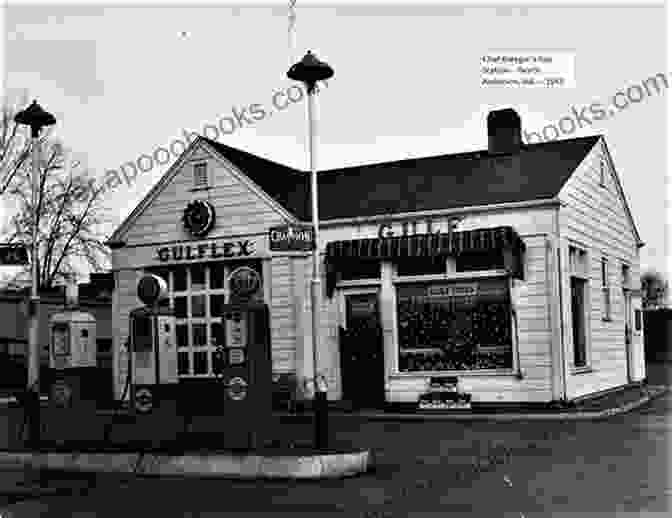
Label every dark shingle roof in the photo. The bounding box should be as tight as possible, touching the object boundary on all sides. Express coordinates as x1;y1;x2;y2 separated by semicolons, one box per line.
203;135;601;222
202;137;309;220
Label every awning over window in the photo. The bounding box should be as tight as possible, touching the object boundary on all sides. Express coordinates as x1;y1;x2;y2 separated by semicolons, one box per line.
324;226;526;296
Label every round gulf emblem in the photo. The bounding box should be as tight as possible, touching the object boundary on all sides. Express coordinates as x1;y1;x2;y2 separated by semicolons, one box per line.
134;387;154;413
182;200;215;237
137;274;168;306
228;266;261;298
227;377;248;401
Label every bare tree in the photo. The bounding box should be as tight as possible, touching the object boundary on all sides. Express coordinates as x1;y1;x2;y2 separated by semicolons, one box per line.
641;269;668;310
0;90;32;194
1;124;111;288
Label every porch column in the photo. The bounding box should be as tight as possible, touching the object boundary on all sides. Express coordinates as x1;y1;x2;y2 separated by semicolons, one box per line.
546;235;567;401
380;262;396;402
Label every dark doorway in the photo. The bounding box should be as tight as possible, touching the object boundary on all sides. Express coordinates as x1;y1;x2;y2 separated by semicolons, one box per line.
571;277;587;367
339;292;385;409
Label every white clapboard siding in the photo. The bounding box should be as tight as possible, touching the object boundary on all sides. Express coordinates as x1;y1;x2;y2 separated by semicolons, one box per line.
558;139;643;398
379;235;555;404
122;142;289;247
270;257;297;374
318;206;557;246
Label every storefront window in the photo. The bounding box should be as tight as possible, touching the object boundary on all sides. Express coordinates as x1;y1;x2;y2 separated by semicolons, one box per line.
191;295;206;317
191;265;206;291
193;351;208;374
174;267;187;292
178;351;189;375
174;297;188;318
210;264;225;290
176;324;188;348
396;277;513;372
396;257;445;276
210;294;225;317
211;322;225;347
192;324;207;347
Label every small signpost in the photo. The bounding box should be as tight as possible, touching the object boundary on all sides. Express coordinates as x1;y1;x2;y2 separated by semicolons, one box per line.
269;225;314;252
0;244;29;265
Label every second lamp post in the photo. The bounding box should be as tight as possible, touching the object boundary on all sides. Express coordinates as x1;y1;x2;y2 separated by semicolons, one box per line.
287;50;333;451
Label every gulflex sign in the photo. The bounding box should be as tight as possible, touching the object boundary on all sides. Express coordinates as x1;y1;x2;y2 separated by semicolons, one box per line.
156;240;255;262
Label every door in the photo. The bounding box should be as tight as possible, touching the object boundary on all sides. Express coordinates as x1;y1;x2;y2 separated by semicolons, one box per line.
571;278;587;368
623;289;633;382
339;291;385;409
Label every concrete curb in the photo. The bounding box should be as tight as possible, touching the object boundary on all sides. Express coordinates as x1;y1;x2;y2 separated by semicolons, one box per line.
278;386;669;422
0;449;371;480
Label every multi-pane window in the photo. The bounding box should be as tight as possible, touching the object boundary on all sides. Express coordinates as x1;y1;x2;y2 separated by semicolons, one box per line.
193;162;208;188
601;257;611;320
599;158;607;187
146;260;263;377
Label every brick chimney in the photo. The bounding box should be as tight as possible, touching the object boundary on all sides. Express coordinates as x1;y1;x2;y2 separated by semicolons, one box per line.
487;108;522;154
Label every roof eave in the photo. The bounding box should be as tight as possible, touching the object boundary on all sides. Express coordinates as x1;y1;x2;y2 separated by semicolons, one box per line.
316;198;562;228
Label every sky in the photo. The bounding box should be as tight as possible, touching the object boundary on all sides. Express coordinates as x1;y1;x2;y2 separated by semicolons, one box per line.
0;1;667;282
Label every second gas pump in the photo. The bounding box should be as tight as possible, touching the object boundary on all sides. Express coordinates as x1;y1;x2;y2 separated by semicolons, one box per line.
128;274;178;422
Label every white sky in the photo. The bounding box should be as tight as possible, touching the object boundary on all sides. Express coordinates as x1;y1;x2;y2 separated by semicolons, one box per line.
0;1;667;279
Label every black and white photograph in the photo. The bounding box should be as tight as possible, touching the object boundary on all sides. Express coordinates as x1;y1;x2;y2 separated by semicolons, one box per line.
0;0;669;516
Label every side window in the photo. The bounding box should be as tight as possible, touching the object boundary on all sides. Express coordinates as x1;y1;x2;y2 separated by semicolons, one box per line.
599;157;606;187
601;257;611;321
193;162;208;188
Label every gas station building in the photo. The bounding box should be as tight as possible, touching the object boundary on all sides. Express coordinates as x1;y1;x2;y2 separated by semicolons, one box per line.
107;109;646;410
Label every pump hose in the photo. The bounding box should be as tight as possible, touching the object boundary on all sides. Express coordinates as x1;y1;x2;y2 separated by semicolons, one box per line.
16;380;40;443
103;345;132;443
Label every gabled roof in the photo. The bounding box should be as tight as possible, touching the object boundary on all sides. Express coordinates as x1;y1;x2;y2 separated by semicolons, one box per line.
109;137;304;244
202;135;601;222
201;137;309;220
313;135;601;220
110;133;614;245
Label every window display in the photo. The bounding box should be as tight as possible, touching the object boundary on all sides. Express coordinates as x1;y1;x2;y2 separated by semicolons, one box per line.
397;277;512;372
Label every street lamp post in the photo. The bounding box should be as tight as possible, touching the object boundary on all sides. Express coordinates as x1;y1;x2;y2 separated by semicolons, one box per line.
14;100;56;448
287;51;333;451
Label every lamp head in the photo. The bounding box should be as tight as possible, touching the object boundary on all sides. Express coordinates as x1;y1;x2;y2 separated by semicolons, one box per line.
14;100;56;138
287;51;334;93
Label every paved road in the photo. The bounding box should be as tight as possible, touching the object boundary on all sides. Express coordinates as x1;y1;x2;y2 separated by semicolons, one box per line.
1;364;670;517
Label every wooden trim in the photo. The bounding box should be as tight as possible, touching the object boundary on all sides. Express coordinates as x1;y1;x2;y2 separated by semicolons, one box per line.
547;235;565;401
317;198;562;228
392;270;509;284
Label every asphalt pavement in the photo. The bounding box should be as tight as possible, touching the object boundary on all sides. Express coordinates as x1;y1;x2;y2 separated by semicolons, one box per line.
1;362;670;517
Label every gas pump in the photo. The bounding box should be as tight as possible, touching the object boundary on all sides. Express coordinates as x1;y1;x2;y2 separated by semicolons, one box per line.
214;301;272;449
48;310;97;411
128;274;178;417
